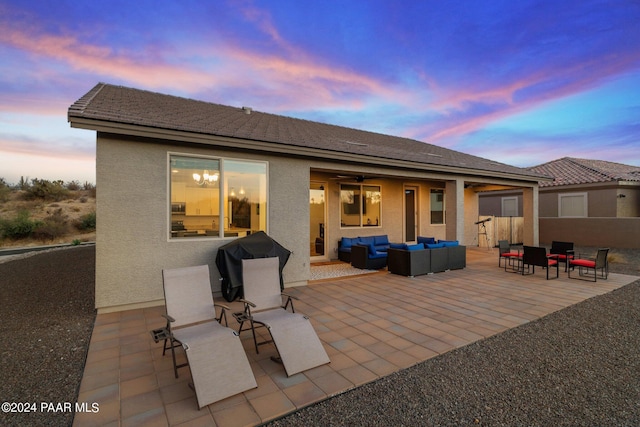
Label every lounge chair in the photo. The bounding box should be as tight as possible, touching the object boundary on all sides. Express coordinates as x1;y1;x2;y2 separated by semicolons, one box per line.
160;265;257;408
568;248;609;282
238;257;330;376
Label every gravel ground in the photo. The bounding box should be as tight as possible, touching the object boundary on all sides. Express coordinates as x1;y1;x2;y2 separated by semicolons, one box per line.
0;245;638;426
0;246;95;427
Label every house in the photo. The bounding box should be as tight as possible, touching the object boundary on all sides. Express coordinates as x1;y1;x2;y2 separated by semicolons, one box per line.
479;157;640;248
68;83;548;313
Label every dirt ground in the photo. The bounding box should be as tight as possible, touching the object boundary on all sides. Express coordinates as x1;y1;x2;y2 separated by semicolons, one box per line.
0;190;96;248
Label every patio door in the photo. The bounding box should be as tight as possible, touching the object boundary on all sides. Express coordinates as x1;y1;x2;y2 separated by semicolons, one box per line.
404;186;418;242
310;182;327;260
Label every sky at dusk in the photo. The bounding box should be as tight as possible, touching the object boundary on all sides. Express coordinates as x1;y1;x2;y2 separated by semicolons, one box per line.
1;0;639;185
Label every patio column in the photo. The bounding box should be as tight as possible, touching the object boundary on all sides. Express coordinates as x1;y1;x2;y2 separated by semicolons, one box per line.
445;178;465;243
522;186;539;246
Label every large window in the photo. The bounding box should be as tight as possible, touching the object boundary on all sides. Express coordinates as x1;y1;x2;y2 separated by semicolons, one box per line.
340;184;381;227
559;192;587;217
169;154;267;239
430;189;445;224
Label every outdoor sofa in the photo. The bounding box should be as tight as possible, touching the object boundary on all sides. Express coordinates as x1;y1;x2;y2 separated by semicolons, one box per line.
350;242;389;270
338;235;390;262
387;239;466;277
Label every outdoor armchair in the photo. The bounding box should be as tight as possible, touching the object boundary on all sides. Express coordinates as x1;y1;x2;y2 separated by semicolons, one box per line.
568;248;609;282
547;241;574;272
498;240;521;269
521;246;558;279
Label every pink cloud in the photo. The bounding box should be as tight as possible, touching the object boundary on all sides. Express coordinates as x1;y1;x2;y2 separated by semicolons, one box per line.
406;50;640;145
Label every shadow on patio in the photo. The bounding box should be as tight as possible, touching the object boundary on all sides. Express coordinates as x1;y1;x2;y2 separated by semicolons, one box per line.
73;248;636;426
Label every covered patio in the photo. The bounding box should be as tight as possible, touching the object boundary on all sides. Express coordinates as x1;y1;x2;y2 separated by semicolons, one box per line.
73;248;636;426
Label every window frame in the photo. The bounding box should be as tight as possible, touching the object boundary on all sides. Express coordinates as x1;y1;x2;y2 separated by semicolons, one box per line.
430;188;445;225
167;152;268;241
501;196;519;217
558;192;588;218
339;183;382;228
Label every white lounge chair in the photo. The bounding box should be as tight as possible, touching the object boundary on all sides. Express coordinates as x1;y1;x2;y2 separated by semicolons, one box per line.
238;257;330;376
160;265;257;408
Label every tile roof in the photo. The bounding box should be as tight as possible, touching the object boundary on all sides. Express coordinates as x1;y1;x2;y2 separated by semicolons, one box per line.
527;157;640;187
68;83;547;181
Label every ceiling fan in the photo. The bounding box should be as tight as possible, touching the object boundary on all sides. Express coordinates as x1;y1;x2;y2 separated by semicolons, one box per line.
331;174;377;182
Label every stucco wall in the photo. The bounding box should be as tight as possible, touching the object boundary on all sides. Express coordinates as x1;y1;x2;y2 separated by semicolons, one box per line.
540;217;640;248
95;134;309;311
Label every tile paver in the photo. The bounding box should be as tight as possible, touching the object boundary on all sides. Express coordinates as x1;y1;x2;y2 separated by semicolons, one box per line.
73;248;637;426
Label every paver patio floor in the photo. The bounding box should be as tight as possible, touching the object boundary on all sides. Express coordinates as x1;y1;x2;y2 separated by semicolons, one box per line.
73;248;636;426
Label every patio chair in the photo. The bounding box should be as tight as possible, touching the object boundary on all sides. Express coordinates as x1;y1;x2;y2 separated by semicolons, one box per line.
547;241;574;272
498;240;521;270
160;265;257;408
237;257;330;376
568;248;609;282
521;246;558;279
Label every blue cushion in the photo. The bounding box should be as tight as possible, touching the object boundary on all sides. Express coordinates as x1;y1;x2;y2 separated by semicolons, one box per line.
406;243;424;251
341;237;354;248
389;243;405;249
417;236;436;245
374;235;389;245
359;236;375;246
426;243;445;249
369;252;387;259
375;246;389;252
367;243;377;256
439;240;459;247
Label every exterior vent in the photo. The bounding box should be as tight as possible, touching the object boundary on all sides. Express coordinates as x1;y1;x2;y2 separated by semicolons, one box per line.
242;106;252;114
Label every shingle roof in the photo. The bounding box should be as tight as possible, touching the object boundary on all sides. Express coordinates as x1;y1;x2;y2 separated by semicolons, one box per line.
68;83;547;181
527;157;640;187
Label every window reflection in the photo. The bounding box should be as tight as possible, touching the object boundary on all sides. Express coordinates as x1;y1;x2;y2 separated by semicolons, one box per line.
169;155;267;238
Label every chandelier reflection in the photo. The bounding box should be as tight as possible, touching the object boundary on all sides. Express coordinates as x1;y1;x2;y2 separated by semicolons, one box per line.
192;170;219;186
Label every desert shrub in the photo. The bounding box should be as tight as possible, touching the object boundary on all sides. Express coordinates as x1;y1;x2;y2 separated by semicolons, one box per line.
32;208;70;242
83;182;97;198
22;178;69;202
75;211;96;231
0;178;10;203
0;210;42;239
66;180;82;191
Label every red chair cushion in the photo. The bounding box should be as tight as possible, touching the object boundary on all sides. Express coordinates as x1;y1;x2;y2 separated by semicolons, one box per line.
548;254;574;260
547;259;558;266
571;259;595;268
500;252;520;258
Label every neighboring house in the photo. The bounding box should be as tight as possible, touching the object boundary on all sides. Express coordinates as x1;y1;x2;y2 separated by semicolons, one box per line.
68;83;548;313
479;157;640;248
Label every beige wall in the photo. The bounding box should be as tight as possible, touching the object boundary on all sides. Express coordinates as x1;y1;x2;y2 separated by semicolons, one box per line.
96;134;310;312
539;217;640;249
95;133;539;311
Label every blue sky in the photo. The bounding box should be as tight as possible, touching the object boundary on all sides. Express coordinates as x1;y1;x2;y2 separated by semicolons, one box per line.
1;0;639;184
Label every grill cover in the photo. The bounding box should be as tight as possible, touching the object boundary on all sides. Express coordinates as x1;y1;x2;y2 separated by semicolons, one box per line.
215;231;291;302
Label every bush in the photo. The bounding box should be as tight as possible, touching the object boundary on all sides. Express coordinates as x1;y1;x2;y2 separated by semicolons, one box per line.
0;210;42;240
0;178;10;203
75;211;96;231
32;208;70;242
66;180;82;191
22;179;69;202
